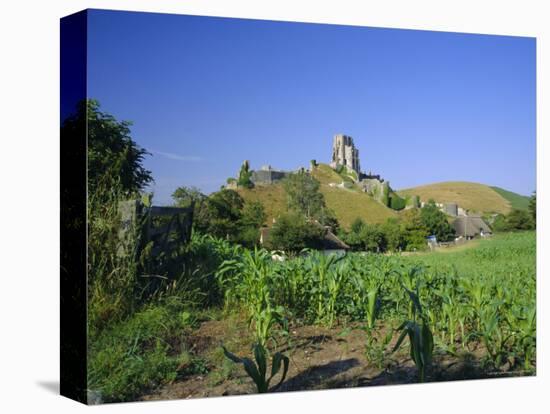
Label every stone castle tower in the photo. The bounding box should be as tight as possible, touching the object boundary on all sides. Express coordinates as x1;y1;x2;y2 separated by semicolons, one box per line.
331;134;360;174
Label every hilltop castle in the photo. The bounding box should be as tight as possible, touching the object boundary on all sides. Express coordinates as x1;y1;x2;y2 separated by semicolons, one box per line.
330;134;361;174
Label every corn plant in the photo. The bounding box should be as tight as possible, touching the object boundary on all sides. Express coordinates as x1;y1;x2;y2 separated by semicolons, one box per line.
478;301;515;368
216;248;288;347
222;343;289;393
308;253;343;326
511;305;536;370
392;271;434;382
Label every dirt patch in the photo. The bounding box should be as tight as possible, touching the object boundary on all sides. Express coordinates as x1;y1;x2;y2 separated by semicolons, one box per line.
141;321;531;402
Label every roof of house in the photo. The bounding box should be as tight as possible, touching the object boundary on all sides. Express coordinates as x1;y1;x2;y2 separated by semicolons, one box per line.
321;229;351;250
452;216;492;237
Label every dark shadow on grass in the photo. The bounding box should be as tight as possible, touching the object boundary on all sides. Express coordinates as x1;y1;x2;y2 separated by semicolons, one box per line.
278;358;359;392
324;352;521;390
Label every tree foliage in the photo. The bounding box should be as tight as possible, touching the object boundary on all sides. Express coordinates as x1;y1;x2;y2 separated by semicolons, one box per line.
420;201;455;242
67;99;153;197
400;209;429;251
282;171;325;218
389;194;407;211
266;212;325;255
172;186;206;208
237;160;254;188
529;192;536;224
492;208;535;232
173;187;266;247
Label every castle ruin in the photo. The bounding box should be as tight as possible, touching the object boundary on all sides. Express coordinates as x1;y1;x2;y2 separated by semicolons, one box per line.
330;134;360;174
250;165;289;185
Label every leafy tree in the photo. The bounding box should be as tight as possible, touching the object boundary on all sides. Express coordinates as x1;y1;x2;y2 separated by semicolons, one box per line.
238;201;267;247
237;160;254;188
381;218;405;252
282;171;325;218
340;218;366;251
529;192;536;224
491;214;509;232
420;201;455;241
360;223;387;252
172;186;206;208
316;207;340;232
400;209;429;251
194;189;244;240
506;209;535;231
68;99;153;196
266;212;325;255
389;194;407;211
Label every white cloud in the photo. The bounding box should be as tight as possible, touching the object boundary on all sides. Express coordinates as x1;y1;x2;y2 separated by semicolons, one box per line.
150;150;203;162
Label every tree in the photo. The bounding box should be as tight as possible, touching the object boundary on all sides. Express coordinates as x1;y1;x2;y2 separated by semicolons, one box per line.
529;192;536;224
316;207;340;232
420;201;455;242
282;171;325;218
238;201;267;247
65;99;153;196
194;189;245;240
266;212;325;255
341;218;366;250
389;194;407;211
172;186;206;208
381;218;405;252
360;223;387;252
506;209;535;231
237;160;254;188
401;209;429;251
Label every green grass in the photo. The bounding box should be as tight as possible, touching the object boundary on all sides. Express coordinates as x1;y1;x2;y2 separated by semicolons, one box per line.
398;181;512;214
490;186;531;211
88;303;196;402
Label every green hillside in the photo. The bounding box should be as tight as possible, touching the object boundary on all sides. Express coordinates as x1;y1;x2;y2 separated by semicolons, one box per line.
490;186;531;211
238;164;397;230
398;181;513;214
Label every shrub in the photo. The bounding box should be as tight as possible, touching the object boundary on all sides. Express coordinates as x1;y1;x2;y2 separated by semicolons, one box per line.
389;194;407;210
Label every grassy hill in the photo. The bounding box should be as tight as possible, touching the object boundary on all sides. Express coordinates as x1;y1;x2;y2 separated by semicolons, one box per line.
490;186;531;211
397;181;515;214
238;164;397;229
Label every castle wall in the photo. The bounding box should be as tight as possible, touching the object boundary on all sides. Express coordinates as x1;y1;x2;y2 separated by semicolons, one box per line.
251;170;288;185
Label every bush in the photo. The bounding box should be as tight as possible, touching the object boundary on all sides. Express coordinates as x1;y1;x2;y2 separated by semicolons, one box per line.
493;209;535;232
390;194;407;210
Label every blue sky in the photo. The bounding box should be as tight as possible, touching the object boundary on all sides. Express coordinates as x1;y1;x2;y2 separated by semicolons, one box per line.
87;9;536;205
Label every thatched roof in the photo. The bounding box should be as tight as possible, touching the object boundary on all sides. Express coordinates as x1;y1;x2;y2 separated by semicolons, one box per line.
452;216;492;237
321;229;350;250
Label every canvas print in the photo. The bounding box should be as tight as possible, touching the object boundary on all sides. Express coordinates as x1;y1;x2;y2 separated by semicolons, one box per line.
60;9;536;404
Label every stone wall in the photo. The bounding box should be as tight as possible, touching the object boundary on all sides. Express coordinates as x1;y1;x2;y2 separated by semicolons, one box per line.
250;169;289;185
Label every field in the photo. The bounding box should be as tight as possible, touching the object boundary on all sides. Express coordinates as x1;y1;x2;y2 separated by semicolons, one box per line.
398;181;515;214
88;230;536;402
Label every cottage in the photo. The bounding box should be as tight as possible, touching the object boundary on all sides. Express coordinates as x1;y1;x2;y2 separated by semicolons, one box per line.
452;215;492;239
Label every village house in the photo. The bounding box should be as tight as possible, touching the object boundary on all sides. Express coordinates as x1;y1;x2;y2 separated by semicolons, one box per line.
452;214;492;239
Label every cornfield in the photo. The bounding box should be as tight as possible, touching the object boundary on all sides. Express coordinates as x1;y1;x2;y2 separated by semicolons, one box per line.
218;232;536;374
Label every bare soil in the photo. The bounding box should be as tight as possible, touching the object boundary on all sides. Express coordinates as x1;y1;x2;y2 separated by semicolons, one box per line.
141;318;530;402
